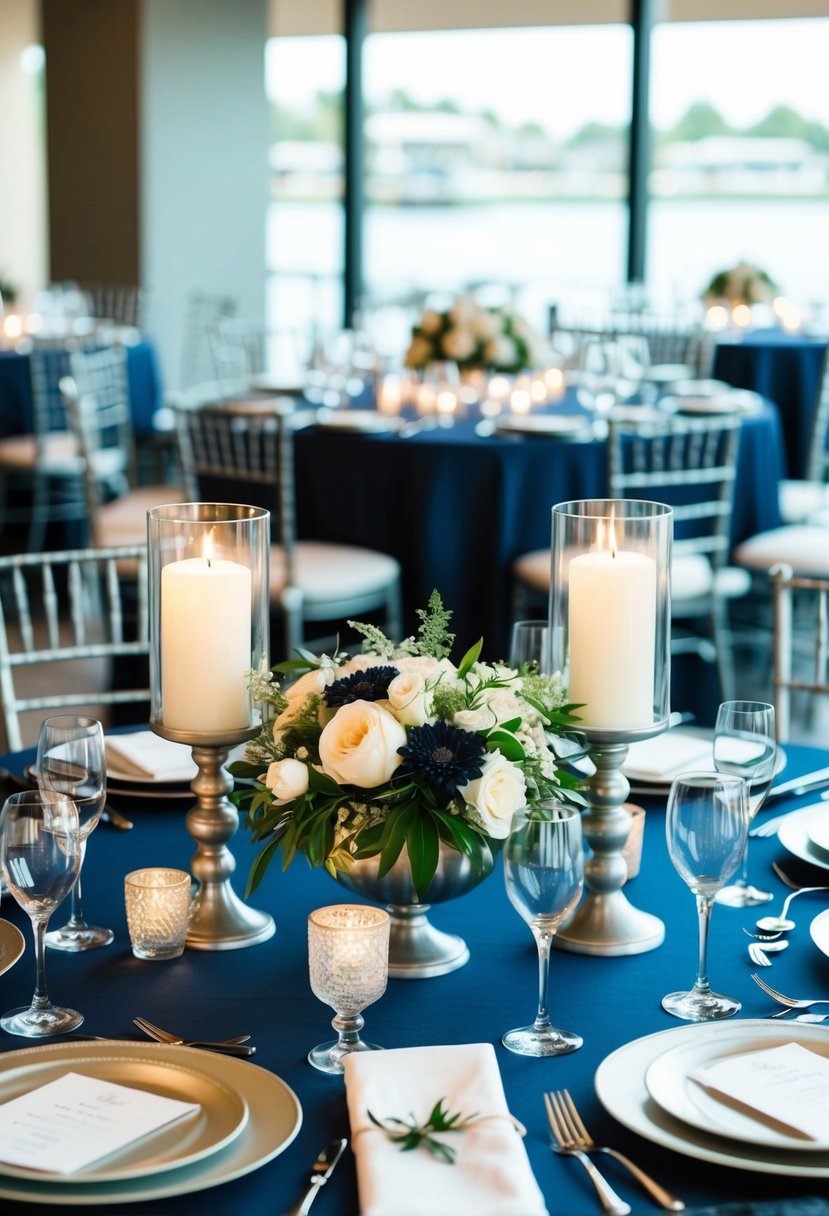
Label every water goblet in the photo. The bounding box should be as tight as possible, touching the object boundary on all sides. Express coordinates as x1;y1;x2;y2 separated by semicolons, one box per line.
0;790;83;1036
713;700;776;907
509;620;551;674
36;715;112;950
662;772;748;1022
502;804;584;1056
307;904;390;1074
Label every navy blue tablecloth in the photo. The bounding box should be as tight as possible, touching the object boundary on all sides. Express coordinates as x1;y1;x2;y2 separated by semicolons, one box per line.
0;741;827;1214
293;402;784;660
714;331;827;478
0;339;163;439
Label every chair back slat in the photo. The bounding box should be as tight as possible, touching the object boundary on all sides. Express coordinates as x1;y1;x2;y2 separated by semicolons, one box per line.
806;347;829;484
772;563;829;744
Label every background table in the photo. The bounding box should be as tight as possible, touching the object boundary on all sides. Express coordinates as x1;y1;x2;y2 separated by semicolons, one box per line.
294;401;785;659
0;740;828;1214
714;330;827;478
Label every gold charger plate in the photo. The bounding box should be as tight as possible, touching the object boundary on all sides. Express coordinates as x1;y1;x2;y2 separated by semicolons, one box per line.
0;1041;302;1205
0;920;25;977
0;1052;248;1182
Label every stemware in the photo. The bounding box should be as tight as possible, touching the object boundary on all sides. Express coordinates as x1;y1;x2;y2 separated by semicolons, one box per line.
307;904;390;1074
662;772;748;1021
502;805;584;1056
712;700;776;907
36;715;112;950
509;620;551;674
0;790;82;1036
576;338;620;435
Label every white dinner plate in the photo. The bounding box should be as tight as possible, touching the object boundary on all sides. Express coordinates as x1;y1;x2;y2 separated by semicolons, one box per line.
778;804;829;872
595;1019;829;1177
806;812;829;857
663;378;732;397
810;907;829;959
105;778;194;801
0;920;24;977
644;1025;829;1151
493;412;592;438
0;1041;302;1205
618;729;785;791
0;1053;248;1182
315;408;403;433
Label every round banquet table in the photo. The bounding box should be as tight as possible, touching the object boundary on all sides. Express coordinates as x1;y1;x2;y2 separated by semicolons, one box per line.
293;400;785;660
0;337;164;440
713;329;827;478
0;740;828;1214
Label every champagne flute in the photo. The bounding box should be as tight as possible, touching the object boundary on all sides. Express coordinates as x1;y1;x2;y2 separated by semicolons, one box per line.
502;804;584;1056
713;700;776;907
0;790;82;1036
662;772;748;1022
36;715;112;950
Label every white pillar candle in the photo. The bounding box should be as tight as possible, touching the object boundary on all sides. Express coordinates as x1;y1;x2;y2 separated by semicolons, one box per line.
568;540;656;730
161;547;252;733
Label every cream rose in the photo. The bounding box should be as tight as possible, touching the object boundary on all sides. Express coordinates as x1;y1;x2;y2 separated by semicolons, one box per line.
387;671;431;727
318;700;407;788
283;667;336;705
460;752;527;839
264;757;309;804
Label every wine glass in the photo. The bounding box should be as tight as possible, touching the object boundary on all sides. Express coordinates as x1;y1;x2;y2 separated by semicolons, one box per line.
713;700;776;907
307;904;390;1074
36;715;112;950
662;772;748;1022
0;790;83;1036
502;804;584;1056
509;620;551;674
576;338;620;435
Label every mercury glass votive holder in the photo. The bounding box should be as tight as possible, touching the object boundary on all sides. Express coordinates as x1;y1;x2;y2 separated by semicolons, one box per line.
307;904;390;1075
124;868;192;960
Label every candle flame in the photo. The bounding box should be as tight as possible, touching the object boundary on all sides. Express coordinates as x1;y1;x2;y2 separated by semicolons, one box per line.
596;513;618;558
203;527;215;567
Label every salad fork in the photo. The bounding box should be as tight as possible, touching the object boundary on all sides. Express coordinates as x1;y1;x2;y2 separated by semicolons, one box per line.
133;1016;256;1055
751;973;829;1013
545;1090;684;1212
544;1092;631;1215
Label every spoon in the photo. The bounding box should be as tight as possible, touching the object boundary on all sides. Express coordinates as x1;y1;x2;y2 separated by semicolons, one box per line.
755;883;829;935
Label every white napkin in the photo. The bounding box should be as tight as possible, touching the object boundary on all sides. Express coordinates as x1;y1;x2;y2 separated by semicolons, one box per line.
343;1044;548;1216
105;732;197;783
623;729;712;782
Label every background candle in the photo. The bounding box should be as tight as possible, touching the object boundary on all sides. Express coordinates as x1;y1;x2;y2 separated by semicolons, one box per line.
568;547;656;729
161;555;251;732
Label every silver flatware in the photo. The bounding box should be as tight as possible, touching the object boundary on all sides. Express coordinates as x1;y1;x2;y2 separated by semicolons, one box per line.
754;879;829;935
133;1016;256;1056
747;939;788;967
750;792;829;837
284;1138;347;1216
751;972;829;1013
544;1092;631;1215
766;766;829;803
545;1089;683;1212
100;806;133;830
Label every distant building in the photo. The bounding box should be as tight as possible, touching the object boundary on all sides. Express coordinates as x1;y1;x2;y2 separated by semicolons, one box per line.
656;136;827;194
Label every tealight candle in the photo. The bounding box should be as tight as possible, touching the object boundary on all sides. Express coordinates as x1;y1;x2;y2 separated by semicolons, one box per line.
124;868;192;960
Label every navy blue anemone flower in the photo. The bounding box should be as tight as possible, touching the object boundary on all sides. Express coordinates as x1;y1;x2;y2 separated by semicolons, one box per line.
398;721;485;799
324;665;399;707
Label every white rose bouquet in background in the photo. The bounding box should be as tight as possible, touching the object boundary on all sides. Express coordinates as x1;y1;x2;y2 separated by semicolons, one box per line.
702;261;779;307
231;593;584;901
405;295;552;374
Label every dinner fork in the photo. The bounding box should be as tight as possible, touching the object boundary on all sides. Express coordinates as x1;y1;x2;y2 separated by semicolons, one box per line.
751;973;829;1013
545;1090;684;1212
133;1016;256;1055
544;1092;631;1215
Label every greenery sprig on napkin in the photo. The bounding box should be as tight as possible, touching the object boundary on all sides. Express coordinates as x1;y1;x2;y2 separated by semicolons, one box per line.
367;1098;480;1165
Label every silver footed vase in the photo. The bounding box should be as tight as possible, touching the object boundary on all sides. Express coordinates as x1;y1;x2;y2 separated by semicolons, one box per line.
336;839;495;979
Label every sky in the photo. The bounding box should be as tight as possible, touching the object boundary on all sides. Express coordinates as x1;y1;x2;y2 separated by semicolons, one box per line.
267;18;829;138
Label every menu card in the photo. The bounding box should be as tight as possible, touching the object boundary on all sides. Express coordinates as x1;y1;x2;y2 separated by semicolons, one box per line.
690;1042;829;1140
0;1071;200;1174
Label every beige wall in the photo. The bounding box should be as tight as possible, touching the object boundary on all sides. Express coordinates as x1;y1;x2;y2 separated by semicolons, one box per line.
0;0;46;307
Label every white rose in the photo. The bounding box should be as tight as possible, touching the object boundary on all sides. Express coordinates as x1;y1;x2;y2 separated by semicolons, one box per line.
484;335;519;369
441;327;477;362
387;671;431;726
474;311;502;341
319;699;407;788
461;752;527;839
264;758;309;804
283;667;336;705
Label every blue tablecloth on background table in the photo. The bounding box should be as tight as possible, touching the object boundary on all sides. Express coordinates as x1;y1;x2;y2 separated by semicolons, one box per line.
0;740;828;1214
0;339;163;439
714;330;827;478
293;401;785;659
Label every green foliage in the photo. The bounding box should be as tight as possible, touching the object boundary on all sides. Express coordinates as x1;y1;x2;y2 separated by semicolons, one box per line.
367;1098;480;1165
412;591;455;659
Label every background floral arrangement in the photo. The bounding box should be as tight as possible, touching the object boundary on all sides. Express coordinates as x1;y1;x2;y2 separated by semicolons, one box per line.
404;295;552;374
231;593;584;901
702;261;779;307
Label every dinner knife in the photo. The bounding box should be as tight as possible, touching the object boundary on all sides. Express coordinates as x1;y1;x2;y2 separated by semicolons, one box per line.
765;765;829;804
284;1139;347;1216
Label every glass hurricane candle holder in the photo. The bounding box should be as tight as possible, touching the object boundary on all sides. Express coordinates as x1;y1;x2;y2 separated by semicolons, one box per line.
124;868;192;960
148;503;274;950
550;498;672;955
307;904;390;1075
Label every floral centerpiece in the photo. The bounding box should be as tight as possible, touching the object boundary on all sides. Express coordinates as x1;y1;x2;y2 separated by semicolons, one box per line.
702;261;779;307
230;594;584;902
404;296;552;374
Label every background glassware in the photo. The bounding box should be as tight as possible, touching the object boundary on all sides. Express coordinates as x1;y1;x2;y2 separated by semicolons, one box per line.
36;715;112;950
0;790;82;1036
576;338;620;434
713;700;776;908
662;772;748;1021
124;868;192;960
509;620;551;674
307;904;390;1074
502;805;584;1056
